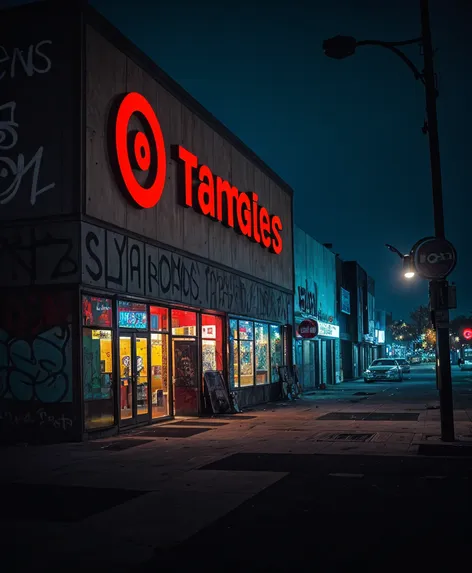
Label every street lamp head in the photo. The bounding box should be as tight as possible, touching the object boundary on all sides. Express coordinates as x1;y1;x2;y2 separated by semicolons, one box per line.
322;35;357;59
403;255;415;279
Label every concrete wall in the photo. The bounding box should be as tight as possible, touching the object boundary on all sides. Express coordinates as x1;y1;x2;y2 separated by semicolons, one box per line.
294;226;336;321
84;24;293;292
0;1;79;222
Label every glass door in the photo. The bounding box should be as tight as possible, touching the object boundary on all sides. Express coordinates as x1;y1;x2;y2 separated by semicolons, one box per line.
173;338;199;416
119;333;150;424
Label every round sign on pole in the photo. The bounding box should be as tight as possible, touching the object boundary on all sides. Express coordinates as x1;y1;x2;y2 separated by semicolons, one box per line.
411;236;457;280
298;319;318;339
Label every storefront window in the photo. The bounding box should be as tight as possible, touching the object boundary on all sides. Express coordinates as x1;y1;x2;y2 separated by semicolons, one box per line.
255;323;269;385
83;328;114;430
240;340;254;386
82;296;113;327
151;333;169;418
229;319;239;388
270;324;282;382
118;301;147;329
150;306;168;331
239;320;253;340
201;314;223;372
171;309;197;336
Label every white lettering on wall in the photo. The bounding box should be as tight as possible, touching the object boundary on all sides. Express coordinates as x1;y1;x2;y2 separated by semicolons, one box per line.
0;101;56;205
0;40;52;80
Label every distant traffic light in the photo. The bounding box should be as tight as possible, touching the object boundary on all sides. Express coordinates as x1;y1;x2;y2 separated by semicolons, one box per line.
463;328;472;341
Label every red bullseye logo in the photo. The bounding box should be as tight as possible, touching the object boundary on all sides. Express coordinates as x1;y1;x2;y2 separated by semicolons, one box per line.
113;92;166;208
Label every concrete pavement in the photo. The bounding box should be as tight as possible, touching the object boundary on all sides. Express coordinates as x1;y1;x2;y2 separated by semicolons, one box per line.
2;364;472;571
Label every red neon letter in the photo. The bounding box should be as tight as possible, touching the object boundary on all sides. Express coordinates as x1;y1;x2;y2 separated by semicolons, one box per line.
236;192;252;237
178;145;198;207
259;206;271;249
216;176;238;227
251;193;261;244
197;165;216;218
270;215;283;255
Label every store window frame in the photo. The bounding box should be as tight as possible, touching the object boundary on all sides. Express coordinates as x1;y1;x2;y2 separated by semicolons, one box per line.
150;306;170;419
116;299;152;426
82;292;229;428
81;293;115;432
229;317;283;389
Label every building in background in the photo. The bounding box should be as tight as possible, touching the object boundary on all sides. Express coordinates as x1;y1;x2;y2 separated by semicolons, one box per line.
374;309;387;358
336;255;351;382
340;261;376;379
293;227;340;390
0;1;294;442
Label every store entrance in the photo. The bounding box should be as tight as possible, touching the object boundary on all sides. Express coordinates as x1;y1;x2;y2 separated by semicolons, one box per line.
119;333;149;424
173;338;199;416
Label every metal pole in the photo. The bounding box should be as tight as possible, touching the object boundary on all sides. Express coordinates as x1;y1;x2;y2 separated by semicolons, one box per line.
420;0;455;441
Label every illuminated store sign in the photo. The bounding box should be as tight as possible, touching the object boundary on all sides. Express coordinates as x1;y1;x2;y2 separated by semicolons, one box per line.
110;92;283;254
317;321;339;338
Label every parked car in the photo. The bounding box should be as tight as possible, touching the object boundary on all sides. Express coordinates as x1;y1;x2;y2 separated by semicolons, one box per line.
363;359;403;383
396;358;411;374
410;356;421;364
459;360;472;371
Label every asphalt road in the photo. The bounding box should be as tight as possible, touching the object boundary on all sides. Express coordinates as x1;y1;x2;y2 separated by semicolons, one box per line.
134;365;472;573
346;363;472;408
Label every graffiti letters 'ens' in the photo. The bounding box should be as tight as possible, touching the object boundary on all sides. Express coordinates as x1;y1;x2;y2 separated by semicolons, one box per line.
0;40;55;207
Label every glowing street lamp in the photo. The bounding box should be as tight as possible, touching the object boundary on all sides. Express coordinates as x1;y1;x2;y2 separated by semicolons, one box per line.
323;0;456;442
385;244;415;279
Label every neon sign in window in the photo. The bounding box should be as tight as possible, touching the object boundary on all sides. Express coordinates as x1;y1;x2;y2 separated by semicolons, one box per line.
118;301;147;329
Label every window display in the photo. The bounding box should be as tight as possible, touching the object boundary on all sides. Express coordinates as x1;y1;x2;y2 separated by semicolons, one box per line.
136;336;149;416
201;314;223;373
150;306;168;331
270;324;282;382
119;336;133;419
82;296;113;327
229;318;282;388
171;309;197;336
151;333;169;418
83;328;114;430
118;301;147;329
255;323;269;384
229;319;239;388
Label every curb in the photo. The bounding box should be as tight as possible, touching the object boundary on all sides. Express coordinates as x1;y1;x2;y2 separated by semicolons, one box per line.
417;442;472;457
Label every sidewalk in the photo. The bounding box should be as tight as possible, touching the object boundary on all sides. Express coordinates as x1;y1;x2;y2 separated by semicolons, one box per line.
2;380;472;572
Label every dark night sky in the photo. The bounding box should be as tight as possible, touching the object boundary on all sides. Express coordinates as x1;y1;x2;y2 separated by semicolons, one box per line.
5;0;471;320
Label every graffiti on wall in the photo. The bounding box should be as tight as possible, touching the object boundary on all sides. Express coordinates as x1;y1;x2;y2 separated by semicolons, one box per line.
0;40;53;80
82;222;290;324
0;223;80;287
0;39;54;209
0;291;73;403
0;100;55;206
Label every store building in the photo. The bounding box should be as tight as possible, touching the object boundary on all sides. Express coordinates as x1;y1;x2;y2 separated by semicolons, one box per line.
0;1;294;442
335;255;351;382
340;261;376;379
374;309;387;358
293;227;340;390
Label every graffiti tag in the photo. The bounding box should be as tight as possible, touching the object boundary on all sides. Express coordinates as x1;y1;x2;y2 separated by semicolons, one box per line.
0;101;55;206
0;325;72;403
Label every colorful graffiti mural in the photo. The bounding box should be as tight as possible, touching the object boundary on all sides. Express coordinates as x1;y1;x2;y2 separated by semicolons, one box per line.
0;290;73;403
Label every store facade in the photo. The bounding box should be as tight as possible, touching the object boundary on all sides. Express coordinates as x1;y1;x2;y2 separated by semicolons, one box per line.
340;261;376;379
293;227;340;390
0;1;293;442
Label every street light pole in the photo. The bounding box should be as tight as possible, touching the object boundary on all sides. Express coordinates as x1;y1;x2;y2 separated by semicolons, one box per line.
323;0;456;441
420;0;454;441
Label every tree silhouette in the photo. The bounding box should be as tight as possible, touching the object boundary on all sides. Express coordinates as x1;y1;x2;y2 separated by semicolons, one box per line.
410;305;431;337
